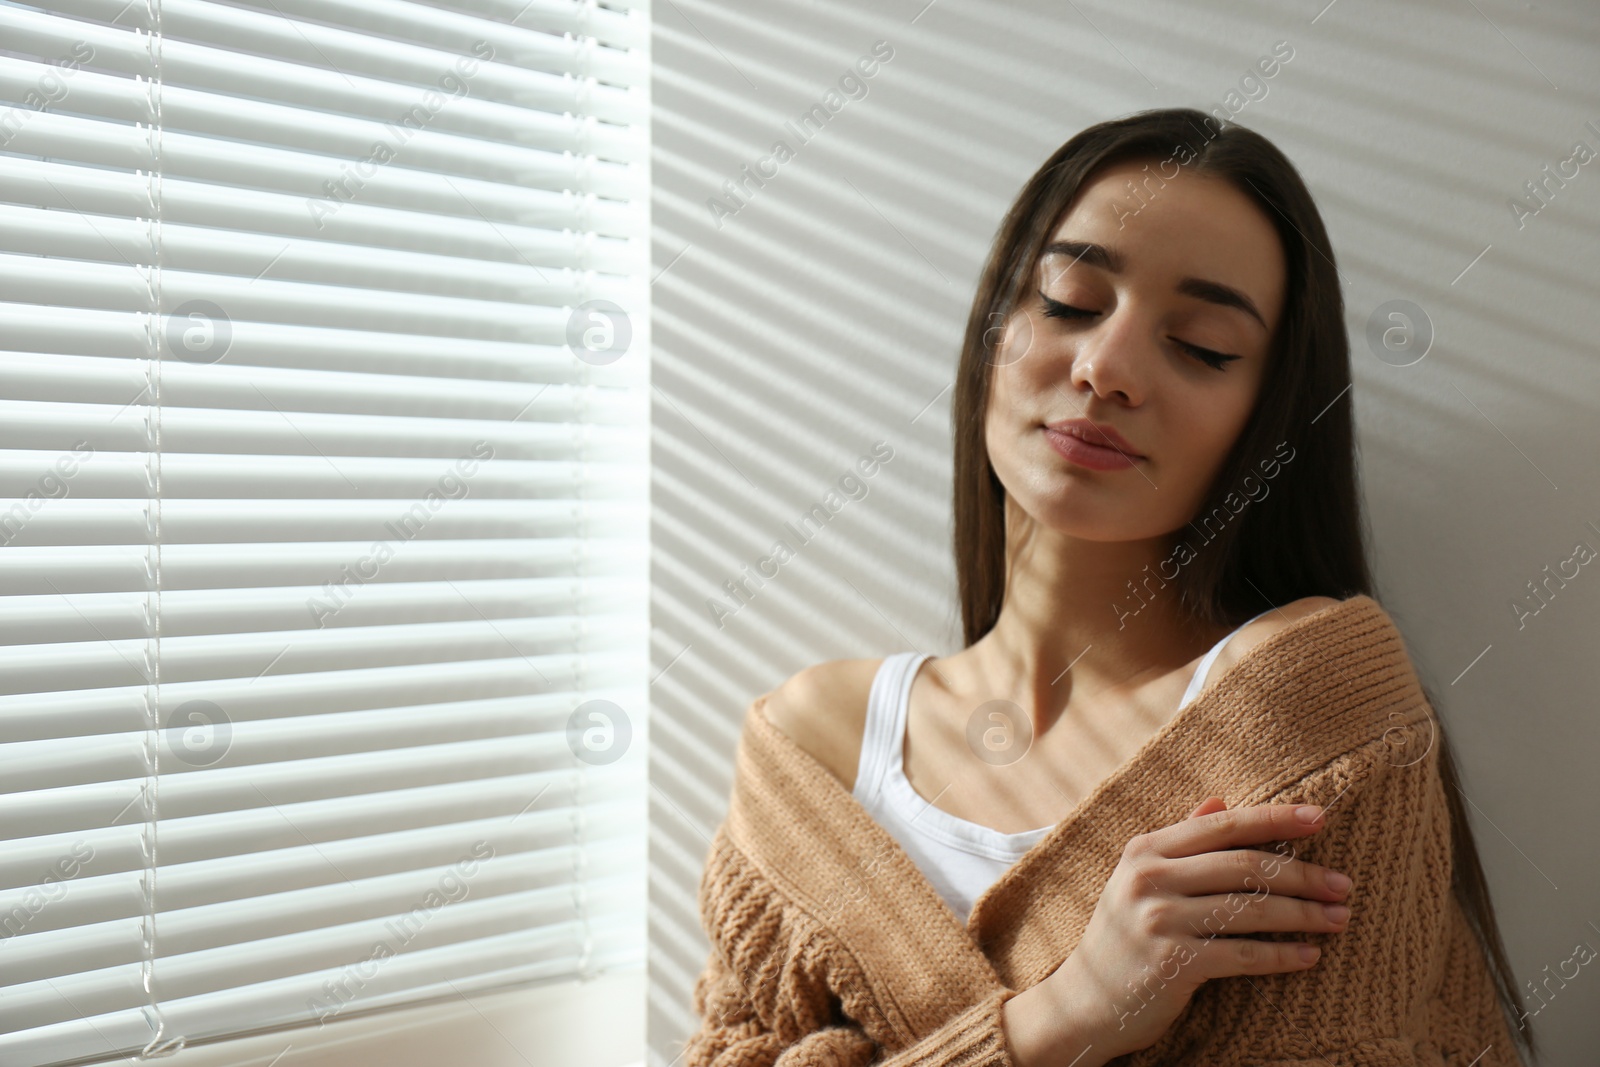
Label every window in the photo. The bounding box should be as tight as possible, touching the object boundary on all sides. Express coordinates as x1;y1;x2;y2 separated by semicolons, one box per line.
0;2;649;1063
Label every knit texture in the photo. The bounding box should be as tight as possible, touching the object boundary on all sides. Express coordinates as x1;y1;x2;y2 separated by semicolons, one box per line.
684;595;1527;1066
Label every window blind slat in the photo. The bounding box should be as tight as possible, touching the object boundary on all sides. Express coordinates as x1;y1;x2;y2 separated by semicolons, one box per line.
0;400;648;462
1;616;646;697
0;352;640;415
0;158;642;246
0;579;634;645
0;211;642;295
3;659;631;737
0;682;611;751
41;0;646;49
0;266;637;339
0;506;640;543
2;783;640;886
3;115;643;200
0;300;638;378
0;454;645;497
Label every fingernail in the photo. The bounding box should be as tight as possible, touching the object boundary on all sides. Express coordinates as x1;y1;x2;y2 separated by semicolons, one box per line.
1325;870;1351;893
1323;904;1350;924
1298;945;1320;964
1295;805;1323;824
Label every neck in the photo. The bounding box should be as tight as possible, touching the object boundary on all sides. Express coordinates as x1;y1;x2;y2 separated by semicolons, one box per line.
964;497;1217;738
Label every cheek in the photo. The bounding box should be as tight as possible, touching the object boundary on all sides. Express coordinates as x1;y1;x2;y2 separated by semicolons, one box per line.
983;370;1038;491
984;360;1027;435
993;308;1037;368
1165;386;1260;490
983;381;1011;462
1213;378;1265;454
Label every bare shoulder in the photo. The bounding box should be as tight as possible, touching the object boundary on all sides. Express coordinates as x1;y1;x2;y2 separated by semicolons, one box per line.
1224;595;1346;664
758;658;883;790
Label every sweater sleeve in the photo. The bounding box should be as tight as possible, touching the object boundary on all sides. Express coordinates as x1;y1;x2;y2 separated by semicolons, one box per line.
682;833;1025;1067
684;937;1023;1066
1151;708;1526;1067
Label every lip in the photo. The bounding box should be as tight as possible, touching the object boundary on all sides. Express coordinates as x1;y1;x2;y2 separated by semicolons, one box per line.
1043;427;1140;470
1043;419;1145;460
1042;419;1145;471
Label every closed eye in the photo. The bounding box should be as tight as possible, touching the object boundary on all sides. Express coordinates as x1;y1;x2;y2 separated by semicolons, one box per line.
1036;291;1241;371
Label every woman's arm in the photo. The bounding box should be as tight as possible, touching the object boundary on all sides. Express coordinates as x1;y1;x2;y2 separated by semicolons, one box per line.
999;979;1107;1067
683;828;1042;1066
1137;712;1527;1066
683;940;1028;1066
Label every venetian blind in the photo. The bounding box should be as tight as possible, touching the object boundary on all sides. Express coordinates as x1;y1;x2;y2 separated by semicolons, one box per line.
0;0;649;1063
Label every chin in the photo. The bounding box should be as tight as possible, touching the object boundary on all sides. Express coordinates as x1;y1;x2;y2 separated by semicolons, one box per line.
1004;475;1181;542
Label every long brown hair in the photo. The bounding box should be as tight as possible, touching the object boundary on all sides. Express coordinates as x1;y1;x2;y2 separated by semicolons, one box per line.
949;106;1536;1063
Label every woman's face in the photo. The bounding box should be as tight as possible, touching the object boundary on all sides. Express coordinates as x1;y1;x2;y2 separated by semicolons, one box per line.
985;158;1288;543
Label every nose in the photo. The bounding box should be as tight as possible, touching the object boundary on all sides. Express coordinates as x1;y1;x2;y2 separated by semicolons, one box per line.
1068;307;1145;405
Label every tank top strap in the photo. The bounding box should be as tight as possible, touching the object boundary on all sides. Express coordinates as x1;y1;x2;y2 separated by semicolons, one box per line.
853;651;932;805
1177;605;1278;710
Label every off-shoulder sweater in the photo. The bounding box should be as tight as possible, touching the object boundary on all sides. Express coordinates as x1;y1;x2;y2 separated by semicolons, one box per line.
684;595;1527;1066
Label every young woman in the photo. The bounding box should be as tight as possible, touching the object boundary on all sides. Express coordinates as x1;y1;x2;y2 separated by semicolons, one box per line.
686;108;1535;1067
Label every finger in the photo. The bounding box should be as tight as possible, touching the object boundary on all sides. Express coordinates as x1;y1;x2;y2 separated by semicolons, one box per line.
1191;935;1322;981
1188;796;1227;819
1161;848;1352;904
1175;891;1350;939
1154;802;1325;860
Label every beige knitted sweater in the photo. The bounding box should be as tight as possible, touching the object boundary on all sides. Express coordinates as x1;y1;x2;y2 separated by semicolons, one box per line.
685;595;1526;1066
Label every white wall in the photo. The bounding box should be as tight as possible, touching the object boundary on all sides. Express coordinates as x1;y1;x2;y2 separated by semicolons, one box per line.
648;2;1600;1064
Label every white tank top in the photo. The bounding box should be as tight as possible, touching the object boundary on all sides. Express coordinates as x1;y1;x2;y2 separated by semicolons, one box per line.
851;608;1274;923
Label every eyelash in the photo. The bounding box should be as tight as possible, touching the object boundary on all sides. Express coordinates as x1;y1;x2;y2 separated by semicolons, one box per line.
1035;293;1241;371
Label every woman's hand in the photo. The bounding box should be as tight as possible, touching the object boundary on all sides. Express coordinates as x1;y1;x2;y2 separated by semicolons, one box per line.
1019;798;1354;1067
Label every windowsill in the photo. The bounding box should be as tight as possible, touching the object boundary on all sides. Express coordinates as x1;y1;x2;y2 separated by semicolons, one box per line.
152;969;645;1067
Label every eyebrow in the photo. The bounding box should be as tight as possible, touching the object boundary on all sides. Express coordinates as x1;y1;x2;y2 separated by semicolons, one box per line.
1039;239;1269;332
